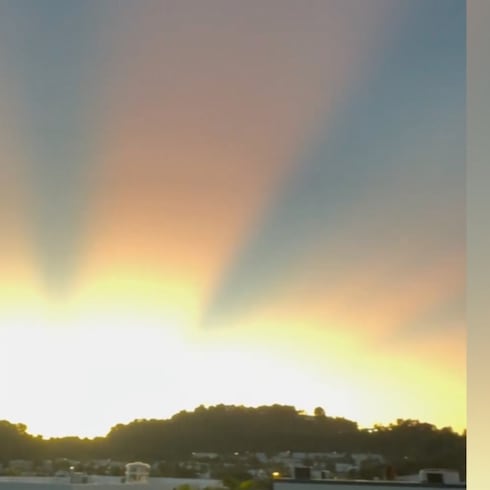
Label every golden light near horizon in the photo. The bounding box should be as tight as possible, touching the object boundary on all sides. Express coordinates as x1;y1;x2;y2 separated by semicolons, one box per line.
0;292;466;438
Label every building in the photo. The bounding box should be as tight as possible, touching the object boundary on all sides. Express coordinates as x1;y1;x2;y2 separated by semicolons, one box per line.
273;468;465;490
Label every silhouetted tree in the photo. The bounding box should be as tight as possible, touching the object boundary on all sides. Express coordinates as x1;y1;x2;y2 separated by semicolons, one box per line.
314;407;326;418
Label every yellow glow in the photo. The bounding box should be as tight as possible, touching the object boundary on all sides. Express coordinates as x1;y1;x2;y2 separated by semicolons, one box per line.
0;300;466;438
0;262;466;438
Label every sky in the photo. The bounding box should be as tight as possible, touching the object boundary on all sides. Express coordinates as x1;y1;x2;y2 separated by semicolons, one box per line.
0;0;465;438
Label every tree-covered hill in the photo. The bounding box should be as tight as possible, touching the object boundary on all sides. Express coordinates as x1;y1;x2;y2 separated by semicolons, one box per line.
0;404;465;478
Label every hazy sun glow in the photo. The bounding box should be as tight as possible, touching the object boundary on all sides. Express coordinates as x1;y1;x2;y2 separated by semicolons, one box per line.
0;0;465;438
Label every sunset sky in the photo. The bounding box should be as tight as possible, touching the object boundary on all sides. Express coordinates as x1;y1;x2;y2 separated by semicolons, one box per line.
0;0;465;438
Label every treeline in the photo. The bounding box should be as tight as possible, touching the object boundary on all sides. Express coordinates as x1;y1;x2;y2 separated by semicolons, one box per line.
0;404;465;477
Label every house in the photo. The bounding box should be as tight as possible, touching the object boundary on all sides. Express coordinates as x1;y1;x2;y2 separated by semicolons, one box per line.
351;454;385;468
